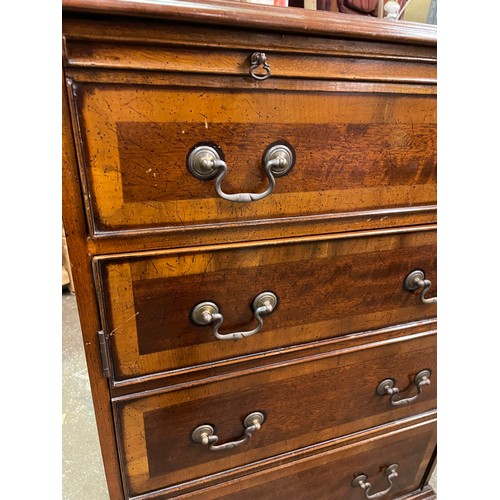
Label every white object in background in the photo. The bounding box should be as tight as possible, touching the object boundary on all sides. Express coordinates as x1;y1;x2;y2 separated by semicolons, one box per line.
241;0;288;4
384;0;401;19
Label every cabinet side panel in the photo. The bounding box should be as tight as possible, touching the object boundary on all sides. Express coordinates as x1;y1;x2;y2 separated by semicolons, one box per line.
62;74;124;500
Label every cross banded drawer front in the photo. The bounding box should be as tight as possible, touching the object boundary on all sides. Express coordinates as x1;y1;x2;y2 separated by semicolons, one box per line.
115;333;436;496
94;228;436;381
71;83;436;235
170;416;437;500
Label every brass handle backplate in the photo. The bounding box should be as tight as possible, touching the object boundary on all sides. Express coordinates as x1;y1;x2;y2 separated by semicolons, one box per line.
191;292;278;340
191;412;265;451
352;464;399;499
404;269;437;304
187;143;295;202
376;369;431;407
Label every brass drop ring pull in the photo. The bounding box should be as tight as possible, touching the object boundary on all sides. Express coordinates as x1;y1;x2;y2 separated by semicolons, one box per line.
191;292;278;340
187;143;295;203
404;269;437;304
249;52;271;80
376;369;431;407
187;143;295;202
191;412;265;451
352;464;399;499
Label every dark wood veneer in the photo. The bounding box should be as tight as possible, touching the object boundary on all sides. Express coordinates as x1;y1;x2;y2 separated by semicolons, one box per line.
187;422;436;500
63;17;436;64
95;227;436;381
115;332;436;495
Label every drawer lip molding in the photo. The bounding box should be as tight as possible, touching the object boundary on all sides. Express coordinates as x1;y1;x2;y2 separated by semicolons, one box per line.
90;205;437;242
111;326;436;400
67;68;437;96
62;0;437;46
85;206;437;255
93;224;436;262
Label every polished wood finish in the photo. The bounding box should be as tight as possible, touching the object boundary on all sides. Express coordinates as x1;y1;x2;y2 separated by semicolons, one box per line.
62;77;123;499
116;332;436;496
66;42;435;82
62;0;437;45
95;228;436;381
398;485;437;500
63;17;436;62
62;2;437;498
109;319;436;398
69;83;436;235
127;413;437;499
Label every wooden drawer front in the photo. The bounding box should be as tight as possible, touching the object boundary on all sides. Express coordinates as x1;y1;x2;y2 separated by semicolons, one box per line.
96;228;436;381
115;332;436;496
173;417;437;500
71;82;436;235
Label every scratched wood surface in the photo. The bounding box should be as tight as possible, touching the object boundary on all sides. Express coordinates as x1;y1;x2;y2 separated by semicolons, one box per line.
137;417;437;499
114;332;436;496
95;227;436;381
71;83;436;235
62;4;438;499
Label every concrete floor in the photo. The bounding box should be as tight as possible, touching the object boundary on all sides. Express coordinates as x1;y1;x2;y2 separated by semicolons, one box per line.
62;290;109;499
62;290;436;499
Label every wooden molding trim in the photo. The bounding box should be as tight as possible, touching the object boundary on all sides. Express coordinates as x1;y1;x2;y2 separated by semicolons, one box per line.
111;326;436;400
109;319;437;392
62;0;437;46
93;223;437;262
63;17;436;62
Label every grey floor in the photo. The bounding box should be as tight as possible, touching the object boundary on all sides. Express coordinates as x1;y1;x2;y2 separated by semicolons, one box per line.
62;290;436;499
62;290;109;499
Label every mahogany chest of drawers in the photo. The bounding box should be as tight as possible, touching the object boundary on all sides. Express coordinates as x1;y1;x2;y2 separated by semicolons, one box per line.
62;1;437;498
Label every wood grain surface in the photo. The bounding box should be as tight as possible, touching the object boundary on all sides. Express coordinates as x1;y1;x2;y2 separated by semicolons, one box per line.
63;77;124;499
115;332;436;495
65;41;435;83
164;418;437;500
63;17;436;64
71;82;436;234
95;227;436;381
